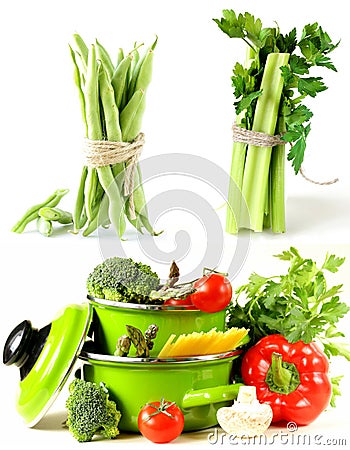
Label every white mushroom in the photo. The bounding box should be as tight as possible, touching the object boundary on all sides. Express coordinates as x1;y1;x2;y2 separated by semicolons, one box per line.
217;386;273;437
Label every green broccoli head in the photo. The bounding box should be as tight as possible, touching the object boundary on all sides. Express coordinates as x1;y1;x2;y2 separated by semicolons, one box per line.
66;379;121;443
86;257;160;303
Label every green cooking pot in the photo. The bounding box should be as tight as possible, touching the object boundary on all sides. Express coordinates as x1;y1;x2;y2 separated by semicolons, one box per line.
88;296;226;356
79;349;243;432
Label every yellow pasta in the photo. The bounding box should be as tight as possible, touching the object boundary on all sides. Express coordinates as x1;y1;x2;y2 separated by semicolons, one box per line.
157;327;249;358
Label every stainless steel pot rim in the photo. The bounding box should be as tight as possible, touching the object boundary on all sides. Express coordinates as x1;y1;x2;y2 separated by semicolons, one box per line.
79;349;241;365
87;295;199;311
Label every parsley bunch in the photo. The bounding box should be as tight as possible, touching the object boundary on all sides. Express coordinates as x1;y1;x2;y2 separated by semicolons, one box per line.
214;11;339;233
228;247;350;362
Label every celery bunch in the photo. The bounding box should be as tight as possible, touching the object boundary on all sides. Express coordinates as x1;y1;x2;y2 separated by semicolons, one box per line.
214;11;339;233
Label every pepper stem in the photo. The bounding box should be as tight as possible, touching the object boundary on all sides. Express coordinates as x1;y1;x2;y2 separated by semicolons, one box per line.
271;352;292;387
265;352;301;395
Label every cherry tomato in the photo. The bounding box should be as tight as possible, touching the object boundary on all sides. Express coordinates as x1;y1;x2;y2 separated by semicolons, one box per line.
190;273;232;313
138;399;184;443
163;296;198;310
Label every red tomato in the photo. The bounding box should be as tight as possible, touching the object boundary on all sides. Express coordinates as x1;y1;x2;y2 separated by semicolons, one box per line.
163;296;198;310
138;399;184;443
190;273;232;313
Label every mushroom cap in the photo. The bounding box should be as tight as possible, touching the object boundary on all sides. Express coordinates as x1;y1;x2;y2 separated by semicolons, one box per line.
217;401;273;437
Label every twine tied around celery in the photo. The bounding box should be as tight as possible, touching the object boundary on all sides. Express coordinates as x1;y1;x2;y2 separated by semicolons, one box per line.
83;132;145;219
232;123;339;185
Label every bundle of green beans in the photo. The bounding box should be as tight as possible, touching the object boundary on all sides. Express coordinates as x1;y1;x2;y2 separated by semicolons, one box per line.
70;34;159;238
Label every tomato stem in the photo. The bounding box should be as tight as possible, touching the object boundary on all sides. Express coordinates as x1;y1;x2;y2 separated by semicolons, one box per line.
203;267;229;277
143;398;176;422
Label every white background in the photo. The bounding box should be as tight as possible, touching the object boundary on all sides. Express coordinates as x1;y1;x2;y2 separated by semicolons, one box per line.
0;0;349;448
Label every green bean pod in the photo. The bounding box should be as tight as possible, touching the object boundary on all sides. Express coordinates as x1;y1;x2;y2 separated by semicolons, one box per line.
39;207;73;224
129;44;140;81
97;167;126;237
98;62;127;236
132;165;161;235
134;48;155;92
84;44;103;222
128;36;157;99
99;63;122;141
82;182;103;235
72;33;89;66
120;89;146;142
72;166;88;232
96;39;114;79
12;189;69;233
111;55;132;110
69;45;87;135
124;196;144;234
84;168;99;221
82;193;110;236
36;217;53;237
116;48;124;67
85;45;103;139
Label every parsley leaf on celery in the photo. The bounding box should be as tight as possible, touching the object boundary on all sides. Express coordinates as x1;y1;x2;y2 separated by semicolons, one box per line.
298;76;328;97
276;28;297;54
285;124;310;173
227;248;349;353
213;10;270;50
298;23;339;70
289;54;311;75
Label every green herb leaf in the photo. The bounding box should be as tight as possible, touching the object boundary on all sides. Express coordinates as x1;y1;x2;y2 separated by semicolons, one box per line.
323;341;350;362
236;90;262;114
298;76;327;97
284;104;313;127
228;248;349;354
330;376;343;407
322;254;346;273
286;123;310;173
276;28;297;53
289;55;311;75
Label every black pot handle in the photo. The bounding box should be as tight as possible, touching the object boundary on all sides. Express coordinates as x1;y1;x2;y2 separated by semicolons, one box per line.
3;320;51;380
3;320;34;367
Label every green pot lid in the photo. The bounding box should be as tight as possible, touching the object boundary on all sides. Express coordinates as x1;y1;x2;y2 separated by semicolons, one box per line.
3;303;92;427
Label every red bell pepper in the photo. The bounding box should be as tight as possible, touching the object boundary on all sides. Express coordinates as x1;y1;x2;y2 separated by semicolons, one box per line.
241;334;332;426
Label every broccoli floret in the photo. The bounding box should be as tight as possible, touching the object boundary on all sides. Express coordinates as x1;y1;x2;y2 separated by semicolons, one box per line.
86;257;160;303
66;379;121;443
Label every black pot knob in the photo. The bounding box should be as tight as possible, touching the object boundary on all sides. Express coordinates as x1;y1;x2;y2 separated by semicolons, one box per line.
3;320;51;379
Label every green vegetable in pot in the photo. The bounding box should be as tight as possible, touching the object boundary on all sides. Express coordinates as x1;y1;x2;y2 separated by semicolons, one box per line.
144;323;159;350
114;324;159;357
86;256;160;303
126;324;150;357
65;379;121;443
115;334;131;357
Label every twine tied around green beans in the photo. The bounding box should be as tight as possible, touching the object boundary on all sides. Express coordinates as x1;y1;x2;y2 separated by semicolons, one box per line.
83;132;145;219
232;123;339;186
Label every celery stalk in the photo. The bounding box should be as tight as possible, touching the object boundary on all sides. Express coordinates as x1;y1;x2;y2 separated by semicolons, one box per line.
240;53;289;232
270;116;286;232
226;141;247;234
226;47;256;234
